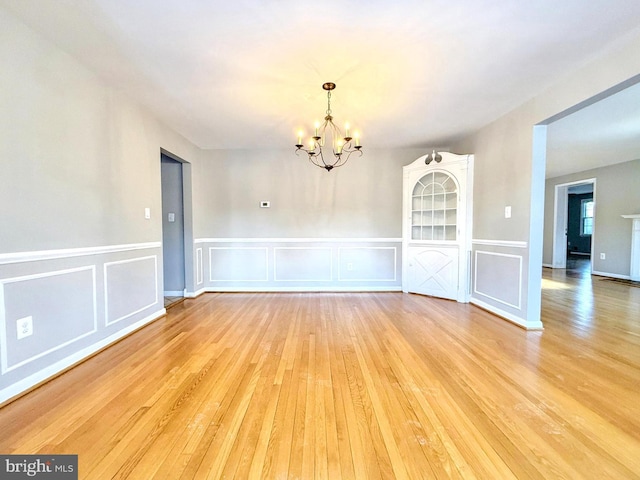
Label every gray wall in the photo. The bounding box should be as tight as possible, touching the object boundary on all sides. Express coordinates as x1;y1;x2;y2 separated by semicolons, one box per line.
190;147;427;293
543;159;640;276
0;8;200;403
193;147;427;239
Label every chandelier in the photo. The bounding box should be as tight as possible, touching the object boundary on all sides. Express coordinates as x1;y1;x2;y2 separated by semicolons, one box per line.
295;82;362;172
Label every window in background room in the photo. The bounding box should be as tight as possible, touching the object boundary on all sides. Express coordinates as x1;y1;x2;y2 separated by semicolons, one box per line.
581;199;594;236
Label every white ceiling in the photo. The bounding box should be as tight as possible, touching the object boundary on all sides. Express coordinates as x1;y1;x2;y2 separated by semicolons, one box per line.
546;81;640;178
3;0;640;175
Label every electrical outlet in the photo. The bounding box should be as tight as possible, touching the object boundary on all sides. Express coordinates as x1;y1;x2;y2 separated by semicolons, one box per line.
600;253;606;260
17;316;33;339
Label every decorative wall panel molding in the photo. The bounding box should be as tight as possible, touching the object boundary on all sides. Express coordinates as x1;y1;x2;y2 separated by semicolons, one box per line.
104;256;158;326
196;248;203;285
274;247;333;282
0;242;164;404
338;247;397;281
0;266;97;373
474;250;523;309
196;238;402;291
209;247;269;282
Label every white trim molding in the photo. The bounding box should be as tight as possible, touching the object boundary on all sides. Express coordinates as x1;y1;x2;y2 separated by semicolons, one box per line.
196;248;203;285
198;286;402;293
196;237;402;244
471;298;543;330
472;239;528;248
0;242;162;265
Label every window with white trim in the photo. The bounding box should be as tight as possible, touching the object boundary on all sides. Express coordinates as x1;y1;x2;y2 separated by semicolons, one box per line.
580;199;594;236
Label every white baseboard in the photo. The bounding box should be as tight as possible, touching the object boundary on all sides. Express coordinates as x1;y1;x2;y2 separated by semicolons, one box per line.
201;286;403;293
163;290;185;296
591;270;631;280
185;288;207;298
542;263;553;268
470;298;544;330
0;308;166;406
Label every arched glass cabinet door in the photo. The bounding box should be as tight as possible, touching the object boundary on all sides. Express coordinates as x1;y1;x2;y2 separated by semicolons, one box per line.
411;171;458;241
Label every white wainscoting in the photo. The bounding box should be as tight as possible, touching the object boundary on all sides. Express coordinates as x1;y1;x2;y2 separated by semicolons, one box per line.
209;247;269;282
274;247;333;281
474;251;523;310
196;248;203;285
470;239;540;330
196;238;402;292
338;247;397;282
104;255;159;326
0;242;164;404
0;266;97;374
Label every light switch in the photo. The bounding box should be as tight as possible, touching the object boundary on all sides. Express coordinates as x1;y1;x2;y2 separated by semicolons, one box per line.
505;206;511;218
144;207;151;219
168;213;175;222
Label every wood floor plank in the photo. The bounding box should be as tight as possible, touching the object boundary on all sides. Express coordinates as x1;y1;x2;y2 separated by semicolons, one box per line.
1;266;640;479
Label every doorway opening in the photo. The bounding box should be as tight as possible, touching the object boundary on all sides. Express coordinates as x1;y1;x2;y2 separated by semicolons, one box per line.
160;151;192;309
552;179;596;274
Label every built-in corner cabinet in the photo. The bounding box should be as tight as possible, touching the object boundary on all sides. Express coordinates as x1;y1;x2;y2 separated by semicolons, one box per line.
402;152;474;302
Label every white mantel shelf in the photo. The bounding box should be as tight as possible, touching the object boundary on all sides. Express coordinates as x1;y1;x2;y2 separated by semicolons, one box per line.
621;214;640;281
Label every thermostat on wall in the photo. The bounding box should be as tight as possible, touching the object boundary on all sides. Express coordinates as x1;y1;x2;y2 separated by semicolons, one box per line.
260;201;270;208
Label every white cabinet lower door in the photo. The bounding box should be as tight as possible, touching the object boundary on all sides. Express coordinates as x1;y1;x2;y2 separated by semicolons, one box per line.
407;245;459;300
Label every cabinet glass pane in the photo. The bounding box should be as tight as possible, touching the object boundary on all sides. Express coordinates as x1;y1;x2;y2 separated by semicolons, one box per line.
412;171;458;242
446;209;457;225
445;226;457;241
434;193;445;210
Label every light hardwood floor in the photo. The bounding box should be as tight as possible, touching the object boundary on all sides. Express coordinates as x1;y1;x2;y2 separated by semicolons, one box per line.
1;267;639;479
